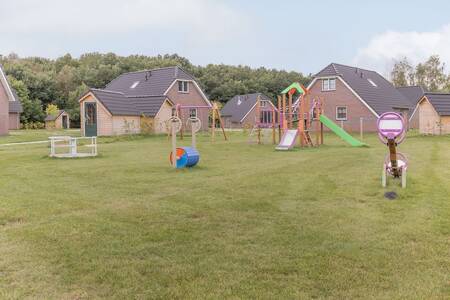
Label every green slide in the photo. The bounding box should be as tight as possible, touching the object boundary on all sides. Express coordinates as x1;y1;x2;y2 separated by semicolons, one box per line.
319;115;368;147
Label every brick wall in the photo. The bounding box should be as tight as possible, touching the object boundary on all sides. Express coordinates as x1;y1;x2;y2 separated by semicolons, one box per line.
308;78;378;132
166;81;210;131
8;113;20;129
0;81;9;135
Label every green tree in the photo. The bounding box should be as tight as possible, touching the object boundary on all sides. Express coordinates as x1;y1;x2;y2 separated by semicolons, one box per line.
391;57;415;87
45;104;59;116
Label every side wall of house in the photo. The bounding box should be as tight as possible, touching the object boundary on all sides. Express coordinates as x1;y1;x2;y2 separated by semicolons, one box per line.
440;116;450;134
409;108;419;129
54;112;70;129
153;100;172;134
308;78;378;132
112;116;141;135
8;113;20;129
80;94;113;136
419;99;440;135
0;82;9;135
166;81;210;131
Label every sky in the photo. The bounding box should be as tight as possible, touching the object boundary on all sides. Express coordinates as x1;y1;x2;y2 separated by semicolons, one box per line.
1;0;450;76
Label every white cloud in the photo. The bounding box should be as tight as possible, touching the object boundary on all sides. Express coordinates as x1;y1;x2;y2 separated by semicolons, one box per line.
353;24;450;75
0;0;251;56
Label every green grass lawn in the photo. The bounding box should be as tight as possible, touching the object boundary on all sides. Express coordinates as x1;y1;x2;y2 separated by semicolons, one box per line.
0;130;449;299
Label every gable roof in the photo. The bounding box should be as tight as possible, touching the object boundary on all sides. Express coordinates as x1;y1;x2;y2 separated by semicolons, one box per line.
89;89;171;117
313;63;412;115
397;86;426;106
105;66;194;96
221;93;272;123
422;93;450;116
45;110;66;121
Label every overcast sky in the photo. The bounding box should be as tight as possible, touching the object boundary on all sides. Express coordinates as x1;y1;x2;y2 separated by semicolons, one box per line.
1;0;450;75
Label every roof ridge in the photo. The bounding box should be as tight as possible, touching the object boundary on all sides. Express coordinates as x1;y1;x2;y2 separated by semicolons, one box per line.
424;92;450;95
331;62;377;73
120;66;186;75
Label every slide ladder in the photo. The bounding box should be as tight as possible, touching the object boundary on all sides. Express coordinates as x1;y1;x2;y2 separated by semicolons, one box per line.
319;115;368;147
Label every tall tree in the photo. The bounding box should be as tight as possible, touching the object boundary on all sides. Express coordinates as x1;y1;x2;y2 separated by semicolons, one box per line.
391;57;415;87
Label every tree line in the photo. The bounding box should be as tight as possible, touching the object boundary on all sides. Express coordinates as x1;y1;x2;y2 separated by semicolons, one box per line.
0;53;310;126
390;55;450;92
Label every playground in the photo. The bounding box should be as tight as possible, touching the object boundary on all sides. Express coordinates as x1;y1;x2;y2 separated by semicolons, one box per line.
0;130;449;299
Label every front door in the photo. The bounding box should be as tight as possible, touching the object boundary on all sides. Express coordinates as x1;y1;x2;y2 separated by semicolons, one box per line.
62;115;68;129
84;102;97;136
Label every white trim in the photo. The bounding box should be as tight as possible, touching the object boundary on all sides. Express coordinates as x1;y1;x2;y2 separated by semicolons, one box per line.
240;102;258;123
154;98;173;120
409;97;424;121
163;79;212;107
0;67;17;102
335;106;348;121
307;77;379;117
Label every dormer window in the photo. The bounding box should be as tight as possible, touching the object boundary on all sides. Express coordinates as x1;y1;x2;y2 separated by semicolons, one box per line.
237;98;242;105
178;80;189;93
367;78;377;87
130;81;139;89
322;78;336;91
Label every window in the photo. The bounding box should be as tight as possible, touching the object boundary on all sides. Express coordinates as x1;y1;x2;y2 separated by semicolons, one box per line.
260;100;268;107
171;107;177;117
130;81;139;89
189;108;197;118
367;78;377;87
322;78;336;91
237;97;242;106
260;111;273;124
336;106;347;121
178;80;189;93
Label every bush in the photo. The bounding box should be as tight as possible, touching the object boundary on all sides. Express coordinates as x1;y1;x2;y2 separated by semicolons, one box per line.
21;122;45;130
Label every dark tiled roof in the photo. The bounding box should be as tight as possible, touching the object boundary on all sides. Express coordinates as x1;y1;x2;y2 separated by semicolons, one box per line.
221;93;272;123
105;66;194;96
424;93;450;116
90;89;170;117
314;63;412;115
45;110;65;121
9;89;23;113
397;86;426;106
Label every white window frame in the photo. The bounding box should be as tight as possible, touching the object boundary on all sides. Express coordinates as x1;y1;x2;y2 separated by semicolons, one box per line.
260;100;268;107
322;78;336;91
189;108;198;118
178;80;189;93
171;107;177;117
336;106;348;121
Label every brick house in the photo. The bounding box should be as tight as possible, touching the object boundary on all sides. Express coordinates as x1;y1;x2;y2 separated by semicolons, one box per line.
221;93;277;128
303;63;412;132
79;66;211;136
0;65;23;135
45;110;70;129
